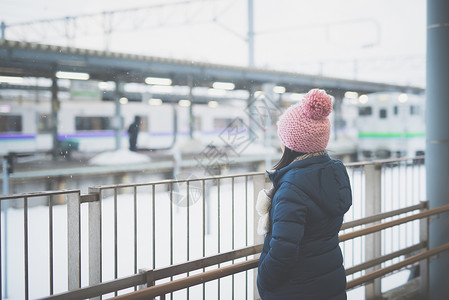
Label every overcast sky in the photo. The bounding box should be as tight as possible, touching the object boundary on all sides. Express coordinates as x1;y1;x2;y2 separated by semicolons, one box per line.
0;0;426;87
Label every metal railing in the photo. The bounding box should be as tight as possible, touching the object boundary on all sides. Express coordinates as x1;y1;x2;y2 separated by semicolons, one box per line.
0;156;430;299
83;172;264;300
106;201;449;300
0;189;81;299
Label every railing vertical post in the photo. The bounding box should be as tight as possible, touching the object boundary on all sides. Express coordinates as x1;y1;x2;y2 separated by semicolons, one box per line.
67;192;81;290
138;268;154;290
138;268;155;300
364;163;382;299
88;187;102;299
253;174;269;300
420;201;430;298
2;156;10;299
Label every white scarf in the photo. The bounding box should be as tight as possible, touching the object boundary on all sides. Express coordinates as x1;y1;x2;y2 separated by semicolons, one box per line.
255;151;326;235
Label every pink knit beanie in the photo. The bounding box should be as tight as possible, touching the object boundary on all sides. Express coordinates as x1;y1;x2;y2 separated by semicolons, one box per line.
277;88;332;153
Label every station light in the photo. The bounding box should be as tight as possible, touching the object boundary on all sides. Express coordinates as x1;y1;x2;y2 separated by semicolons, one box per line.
212;81;235;90
208;100;219;108
398;93;408;103
359;95;369;104
345;91;358;99
0;75;24;84
178;99;191;107
120;97;129;104
208;88;227;96
149;98;163;106
145;77;172;86
273;86;286;94
55;71;90;80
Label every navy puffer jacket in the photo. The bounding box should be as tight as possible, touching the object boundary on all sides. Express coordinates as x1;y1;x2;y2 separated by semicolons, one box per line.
257;154;352;300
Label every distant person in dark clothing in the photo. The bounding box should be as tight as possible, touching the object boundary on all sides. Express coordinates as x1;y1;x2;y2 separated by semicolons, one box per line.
128;116;141;151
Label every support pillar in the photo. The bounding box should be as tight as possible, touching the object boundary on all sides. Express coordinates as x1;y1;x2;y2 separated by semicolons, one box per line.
188;76;194;139
114;81;123;150
88;187;102;299
426;1;449;299
67;192;81;290
364;164;382;299
1;22;5;40
247;86;257;142
247;0;255;67
2;156;10;298
262;83;275;169
332;92;345;141
51;75;60;159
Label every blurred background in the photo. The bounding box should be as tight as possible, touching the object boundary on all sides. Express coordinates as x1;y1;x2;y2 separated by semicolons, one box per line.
0;0;426;85
0;0;427;186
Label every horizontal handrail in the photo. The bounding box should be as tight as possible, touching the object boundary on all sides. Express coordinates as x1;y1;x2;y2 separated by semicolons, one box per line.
0;189;80;200
152;244;262;281
344;155;425;167
347;242;449;290
113;241;449;300
339;203;449;242
37;273;147;300
341;202;427;230
111;201;449;300
40;244;263;300
111;259;260;300
345;242;426;275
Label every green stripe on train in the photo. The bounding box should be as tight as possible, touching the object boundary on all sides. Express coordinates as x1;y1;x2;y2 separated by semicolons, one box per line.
358;132;425;138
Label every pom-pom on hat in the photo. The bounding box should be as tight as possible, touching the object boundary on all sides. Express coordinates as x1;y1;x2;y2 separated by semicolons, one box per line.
277;88;332;153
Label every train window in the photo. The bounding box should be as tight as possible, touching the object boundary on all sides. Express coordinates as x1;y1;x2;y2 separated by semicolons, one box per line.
0;115;22;132
358;107;372;116
75;116;112;131
394;106;398;115
379;109;387;119
410;106;421;115
214;118;236;130
194;116;201;131
38;114;52;133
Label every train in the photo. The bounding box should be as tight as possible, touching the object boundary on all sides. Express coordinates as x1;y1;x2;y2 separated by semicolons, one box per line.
0;98;255;157
0;91;426;161
341;92;426;160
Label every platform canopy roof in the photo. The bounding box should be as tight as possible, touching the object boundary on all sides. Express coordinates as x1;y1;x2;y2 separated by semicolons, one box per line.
0;39;424;96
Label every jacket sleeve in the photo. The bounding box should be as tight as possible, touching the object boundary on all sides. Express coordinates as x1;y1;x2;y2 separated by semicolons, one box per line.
257;182;307;291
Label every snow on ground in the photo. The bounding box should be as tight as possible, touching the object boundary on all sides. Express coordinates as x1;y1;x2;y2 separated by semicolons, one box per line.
170;138;205;155
88;149;151;165
2;180;254;299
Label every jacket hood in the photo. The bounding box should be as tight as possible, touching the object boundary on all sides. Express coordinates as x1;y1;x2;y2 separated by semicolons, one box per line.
268;154;352;217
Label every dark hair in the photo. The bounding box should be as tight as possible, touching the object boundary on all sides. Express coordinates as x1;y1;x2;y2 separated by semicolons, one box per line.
272;146;306;170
